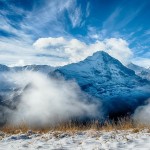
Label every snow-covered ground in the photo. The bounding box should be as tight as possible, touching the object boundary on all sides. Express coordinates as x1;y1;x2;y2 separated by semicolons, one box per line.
0;129;150;150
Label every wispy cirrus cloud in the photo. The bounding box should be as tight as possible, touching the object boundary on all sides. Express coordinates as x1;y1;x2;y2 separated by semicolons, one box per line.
0;0;85;66
102;1;146;37
144;29;150;35
0;0;82;41
86;2;90;18
103;7;122;31
67;3;83;28
103;10;142;37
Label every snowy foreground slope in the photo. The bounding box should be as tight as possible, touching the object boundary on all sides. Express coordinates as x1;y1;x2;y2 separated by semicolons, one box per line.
0;130;150;150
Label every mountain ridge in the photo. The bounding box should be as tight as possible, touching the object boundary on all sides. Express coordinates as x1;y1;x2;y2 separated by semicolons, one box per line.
55;51;150;117
0;51;149;118
127;63;150;81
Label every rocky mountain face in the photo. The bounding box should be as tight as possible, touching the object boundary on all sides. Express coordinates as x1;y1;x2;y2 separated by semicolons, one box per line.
0;64;10;72
11;65;55;73
55;51;150;117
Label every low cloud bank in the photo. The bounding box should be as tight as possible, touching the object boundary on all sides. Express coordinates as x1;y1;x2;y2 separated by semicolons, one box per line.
1;70;149;127
4;71;99;127
133;99;150;125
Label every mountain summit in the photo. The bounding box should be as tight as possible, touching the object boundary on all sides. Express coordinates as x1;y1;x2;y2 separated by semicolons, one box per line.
56;51;148;98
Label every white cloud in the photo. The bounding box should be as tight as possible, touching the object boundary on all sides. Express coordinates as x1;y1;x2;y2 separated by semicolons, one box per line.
1;0;148;68
86;2;90;17
102;4;145;36
33;37;67;49
0;16;33;42
132;57;150;68
33;37;133;65
133;99;150;125
103;7;122;30
67;1;83;28
0;36;148;68
145;29;150;35
6;71;98;126
0;38;68;66
104;38;133;64
87;26;107;40
14;59;25;66
0;0;77;42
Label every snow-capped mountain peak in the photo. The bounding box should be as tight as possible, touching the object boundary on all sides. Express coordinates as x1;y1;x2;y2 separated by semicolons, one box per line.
56;51;137;85
55;51;150;116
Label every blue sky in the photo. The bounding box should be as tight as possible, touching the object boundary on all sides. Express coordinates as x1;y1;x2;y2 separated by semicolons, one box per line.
0;0;150;67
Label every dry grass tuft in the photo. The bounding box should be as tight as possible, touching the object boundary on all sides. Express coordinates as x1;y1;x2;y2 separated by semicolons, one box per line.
1;117;150;134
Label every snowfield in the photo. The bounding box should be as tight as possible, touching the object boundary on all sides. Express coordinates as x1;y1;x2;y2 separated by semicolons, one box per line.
0;129;150;150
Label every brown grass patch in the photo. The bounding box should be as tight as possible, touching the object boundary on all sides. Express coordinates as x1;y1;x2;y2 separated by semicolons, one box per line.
0;117;149;134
